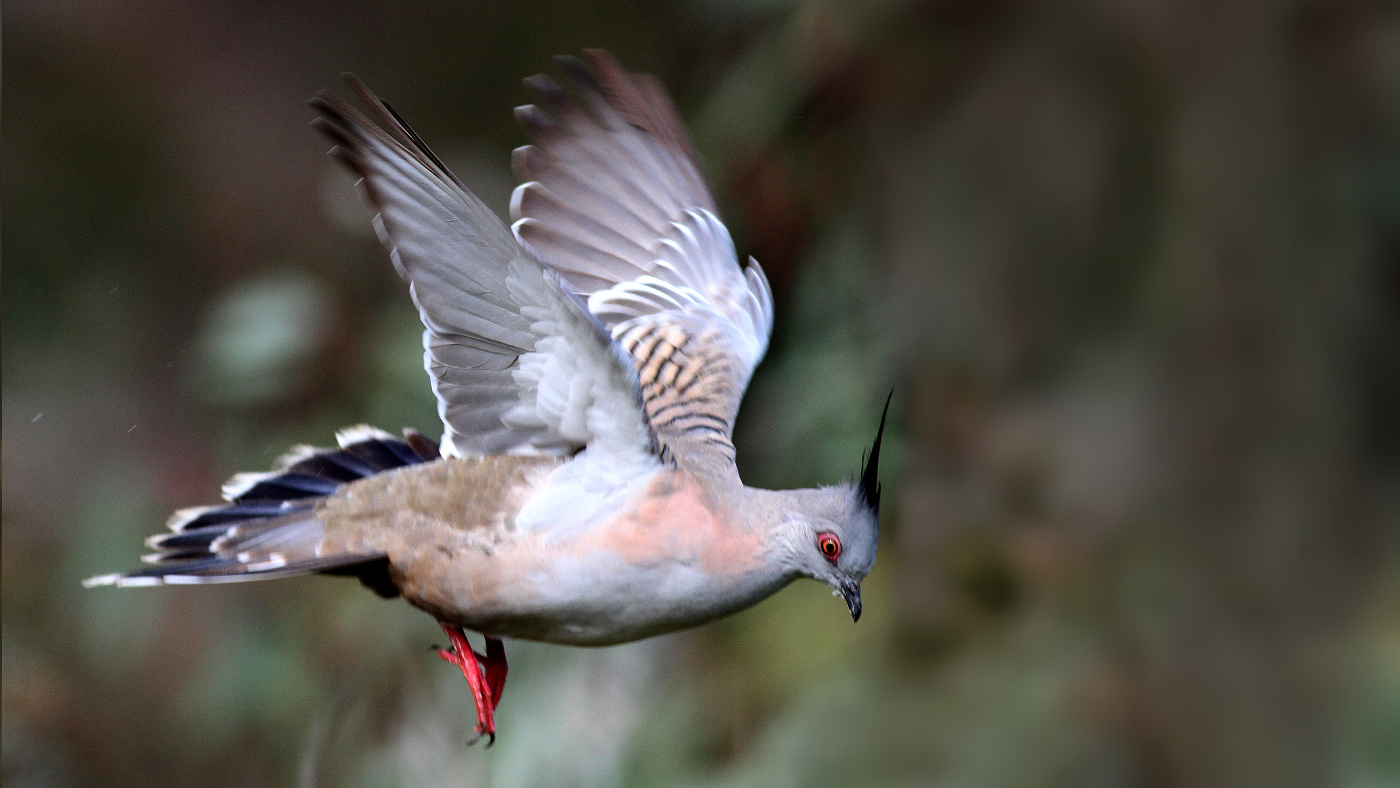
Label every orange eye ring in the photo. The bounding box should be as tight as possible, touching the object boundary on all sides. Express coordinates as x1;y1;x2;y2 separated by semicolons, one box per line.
817;532;841;563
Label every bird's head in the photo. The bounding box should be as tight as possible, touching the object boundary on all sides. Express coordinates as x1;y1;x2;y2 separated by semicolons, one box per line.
772;396;889;622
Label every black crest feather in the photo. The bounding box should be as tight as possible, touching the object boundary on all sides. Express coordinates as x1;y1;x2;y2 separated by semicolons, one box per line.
858;392;893;515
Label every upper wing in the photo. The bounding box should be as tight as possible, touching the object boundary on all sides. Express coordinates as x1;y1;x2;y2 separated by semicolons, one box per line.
511;51;774;463
310;79;656;463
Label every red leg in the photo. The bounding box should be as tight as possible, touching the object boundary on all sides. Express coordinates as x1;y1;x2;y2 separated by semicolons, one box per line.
482;637;507;707
435;623;498;745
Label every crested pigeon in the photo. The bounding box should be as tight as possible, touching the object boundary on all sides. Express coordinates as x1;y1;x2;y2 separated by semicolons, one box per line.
86;50;887;744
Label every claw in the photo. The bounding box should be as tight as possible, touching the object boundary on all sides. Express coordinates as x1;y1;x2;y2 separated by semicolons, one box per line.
436;622;503;745
463;728;496;748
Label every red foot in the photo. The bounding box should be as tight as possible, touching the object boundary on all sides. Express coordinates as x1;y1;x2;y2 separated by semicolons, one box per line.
435;622;508;745
482;636;507;707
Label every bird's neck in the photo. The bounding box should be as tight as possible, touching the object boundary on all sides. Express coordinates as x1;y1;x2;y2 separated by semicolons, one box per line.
662;458;821;582
669;450;741;502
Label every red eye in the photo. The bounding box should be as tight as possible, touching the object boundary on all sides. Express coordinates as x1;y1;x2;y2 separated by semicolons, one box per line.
817;533;841;563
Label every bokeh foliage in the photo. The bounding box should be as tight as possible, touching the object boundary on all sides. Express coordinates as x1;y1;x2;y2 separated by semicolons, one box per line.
4;0;1399;786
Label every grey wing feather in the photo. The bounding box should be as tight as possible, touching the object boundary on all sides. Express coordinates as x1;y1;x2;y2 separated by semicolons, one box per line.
310;79;655;460
511;51;774;460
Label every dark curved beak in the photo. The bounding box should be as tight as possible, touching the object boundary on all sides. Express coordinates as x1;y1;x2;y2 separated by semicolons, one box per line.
840;579;862;623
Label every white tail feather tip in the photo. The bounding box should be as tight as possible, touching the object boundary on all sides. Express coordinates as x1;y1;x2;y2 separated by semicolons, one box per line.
274;444;322;471
167;505;215;532
336;424;395;448
162;575;214;585
244;555;288;572
222;471;273;501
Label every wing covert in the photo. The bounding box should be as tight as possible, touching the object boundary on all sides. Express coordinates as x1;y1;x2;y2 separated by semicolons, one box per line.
510;51;774;462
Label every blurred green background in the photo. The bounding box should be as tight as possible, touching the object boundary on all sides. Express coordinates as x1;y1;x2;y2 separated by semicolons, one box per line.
5;0;1399;786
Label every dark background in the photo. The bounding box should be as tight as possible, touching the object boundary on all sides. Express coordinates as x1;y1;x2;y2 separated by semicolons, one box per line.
5;1;1399;786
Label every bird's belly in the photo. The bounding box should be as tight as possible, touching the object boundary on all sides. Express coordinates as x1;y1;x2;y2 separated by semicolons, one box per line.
400;543;786;646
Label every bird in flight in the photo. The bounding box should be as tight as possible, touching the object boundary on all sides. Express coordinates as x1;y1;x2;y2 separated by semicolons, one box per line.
87;50;887;745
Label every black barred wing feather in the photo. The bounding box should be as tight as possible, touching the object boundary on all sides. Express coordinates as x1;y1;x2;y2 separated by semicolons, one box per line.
511;51;774;463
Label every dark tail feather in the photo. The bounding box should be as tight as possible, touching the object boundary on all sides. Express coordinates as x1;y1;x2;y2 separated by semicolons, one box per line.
85;426;439;596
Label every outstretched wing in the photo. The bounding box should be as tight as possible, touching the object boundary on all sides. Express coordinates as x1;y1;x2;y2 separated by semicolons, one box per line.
511;51;774;463
311;79;655;463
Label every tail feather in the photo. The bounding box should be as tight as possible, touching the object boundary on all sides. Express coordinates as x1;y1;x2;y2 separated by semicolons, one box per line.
85;426;439;595
166;502;308;533
222;472;341;502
